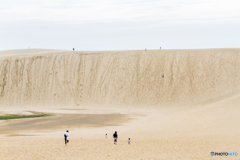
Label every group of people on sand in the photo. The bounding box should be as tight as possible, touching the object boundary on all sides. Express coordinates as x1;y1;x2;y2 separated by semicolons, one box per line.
111;131;130;144
64;130;130;146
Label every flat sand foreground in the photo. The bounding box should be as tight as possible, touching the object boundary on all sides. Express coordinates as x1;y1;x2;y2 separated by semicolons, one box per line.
1;92;240;160
0;136;238;160
0;49;240;159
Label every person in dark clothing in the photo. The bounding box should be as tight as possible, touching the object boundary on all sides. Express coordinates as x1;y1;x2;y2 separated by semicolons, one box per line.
113;131;118;144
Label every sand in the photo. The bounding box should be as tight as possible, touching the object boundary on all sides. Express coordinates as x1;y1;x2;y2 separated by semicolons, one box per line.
0;48;240;159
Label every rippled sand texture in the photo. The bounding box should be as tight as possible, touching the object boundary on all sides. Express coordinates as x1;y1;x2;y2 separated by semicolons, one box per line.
0;49;240;107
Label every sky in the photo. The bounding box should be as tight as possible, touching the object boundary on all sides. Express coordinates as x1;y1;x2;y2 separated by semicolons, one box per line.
0;0;240;51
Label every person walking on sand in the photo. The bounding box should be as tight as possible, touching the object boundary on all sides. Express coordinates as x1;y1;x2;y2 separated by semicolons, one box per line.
128;138;130;145
113;131;118;144
64;130;69;146
105;133;107;138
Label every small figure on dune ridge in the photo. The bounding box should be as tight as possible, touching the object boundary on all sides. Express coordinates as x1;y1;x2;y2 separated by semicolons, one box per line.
105;133;107;138
128;138;130;145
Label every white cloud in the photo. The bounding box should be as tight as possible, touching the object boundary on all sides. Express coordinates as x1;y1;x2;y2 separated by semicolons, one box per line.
0;0;239;25
0;0;239;50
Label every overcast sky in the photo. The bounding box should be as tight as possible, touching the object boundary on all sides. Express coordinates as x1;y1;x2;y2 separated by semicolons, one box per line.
0;0;240;51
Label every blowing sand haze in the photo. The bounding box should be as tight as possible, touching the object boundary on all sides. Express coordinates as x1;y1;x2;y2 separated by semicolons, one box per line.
0;48;240;159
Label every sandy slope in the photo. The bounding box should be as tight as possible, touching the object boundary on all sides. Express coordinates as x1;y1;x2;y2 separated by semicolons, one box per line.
0;49;240;159
0;49;68;58
1;48;240;107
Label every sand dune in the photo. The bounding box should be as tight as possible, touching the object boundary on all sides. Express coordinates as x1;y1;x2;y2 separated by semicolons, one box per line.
0;48;240;107
0;48;240;159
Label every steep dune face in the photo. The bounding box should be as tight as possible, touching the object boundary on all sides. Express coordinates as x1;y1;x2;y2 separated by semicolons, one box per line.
0;49;240;107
